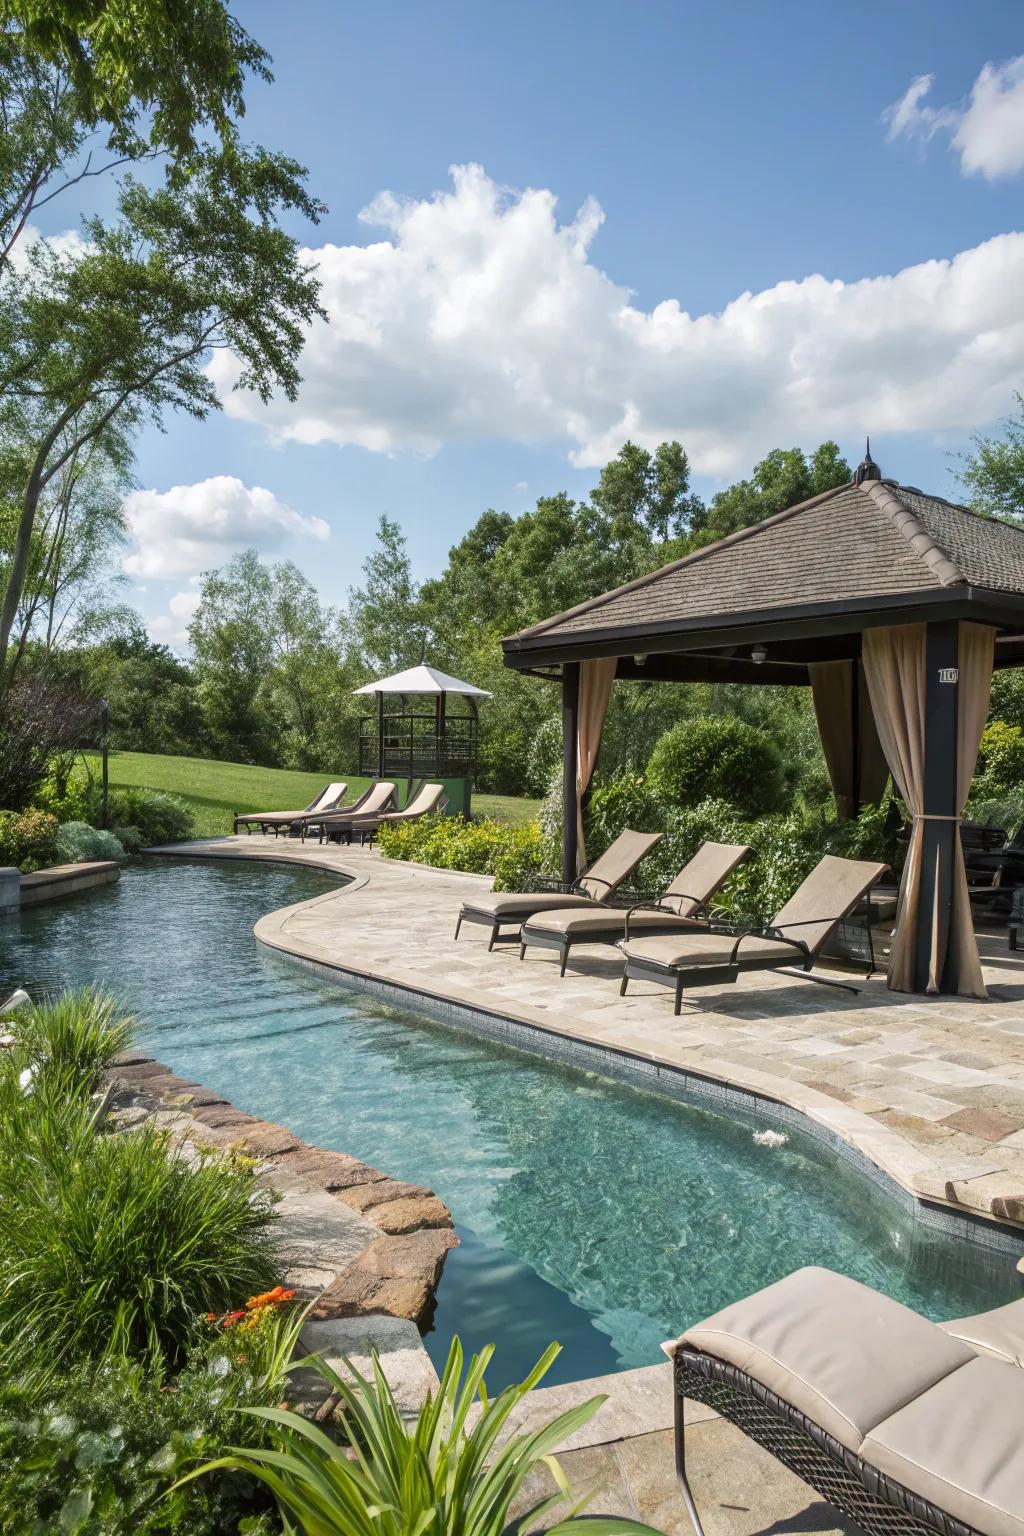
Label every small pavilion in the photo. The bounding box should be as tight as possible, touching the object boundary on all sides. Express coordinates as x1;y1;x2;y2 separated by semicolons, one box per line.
502;450;1024;999
353;663;491;818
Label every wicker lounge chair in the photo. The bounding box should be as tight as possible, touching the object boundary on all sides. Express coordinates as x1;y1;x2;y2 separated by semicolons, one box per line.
619;853;888;1013
454;828;664;951
347;781;448;847
313;782;397;844
518;841;751;977
233;782;347;836
668;1266;1024;1536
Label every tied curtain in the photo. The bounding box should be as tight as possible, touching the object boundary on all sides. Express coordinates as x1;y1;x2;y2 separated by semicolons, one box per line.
809;659;889;819
576;658;616;871
862;622;994;999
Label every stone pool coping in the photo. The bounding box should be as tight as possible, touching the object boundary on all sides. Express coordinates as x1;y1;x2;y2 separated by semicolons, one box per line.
105;1049;458;1418
149;838;1024;1246
19;858;121;906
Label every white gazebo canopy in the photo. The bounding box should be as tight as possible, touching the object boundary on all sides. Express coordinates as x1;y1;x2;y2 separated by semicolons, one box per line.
352;664;492;698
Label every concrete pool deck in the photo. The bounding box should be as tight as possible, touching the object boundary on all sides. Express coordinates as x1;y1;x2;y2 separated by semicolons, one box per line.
156;834;1024;1232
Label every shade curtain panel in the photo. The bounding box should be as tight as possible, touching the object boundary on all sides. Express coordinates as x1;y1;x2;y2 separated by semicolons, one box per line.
576;658;617;871
808;659;889;819
862;621;994;998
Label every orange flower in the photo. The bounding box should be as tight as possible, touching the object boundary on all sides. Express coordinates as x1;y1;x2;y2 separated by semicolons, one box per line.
205;1312;217;1322
245;1284;296;1311
222;1310;245;1327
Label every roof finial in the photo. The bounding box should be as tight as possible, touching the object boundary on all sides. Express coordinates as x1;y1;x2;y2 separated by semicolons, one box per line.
854;437;881;485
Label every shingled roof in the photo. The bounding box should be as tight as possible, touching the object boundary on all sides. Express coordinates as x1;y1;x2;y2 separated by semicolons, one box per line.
506;478;1024;648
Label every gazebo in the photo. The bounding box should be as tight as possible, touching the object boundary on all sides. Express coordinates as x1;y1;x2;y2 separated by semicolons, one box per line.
353;663;491;818
502;450;1024;999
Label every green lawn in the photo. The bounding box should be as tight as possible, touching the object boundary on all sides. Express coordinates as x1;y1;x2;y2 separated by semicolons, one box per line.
83;751;541;838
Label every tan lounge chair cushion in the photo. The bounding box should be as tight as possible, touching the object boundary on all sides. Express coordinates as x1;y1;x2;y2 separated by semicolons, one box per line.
940;1296;1024;1366
621;932;798;971
524;907;706;941
670;1267;975;1454
861;1356;1024;1536
463;892;600;923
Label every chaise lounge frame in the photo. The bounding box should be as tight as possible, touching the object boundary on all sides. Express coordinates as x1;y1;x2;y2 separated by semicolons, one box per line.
674;1348;980;1536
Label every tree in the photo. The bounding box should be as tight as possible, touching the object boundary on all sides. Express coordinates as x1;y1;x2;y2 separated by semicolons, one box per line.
590;439;705;548
702;441;850;541
0;433;129;670
0;145;322;680
956;394;1024;522
189;550;278;762
348;515;425;675
6;0;270;159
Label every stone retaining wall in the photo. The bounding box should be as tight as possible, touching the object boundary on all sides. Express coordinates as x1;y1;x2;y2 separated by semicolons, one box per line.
106;1050;459;1331
20;859;121;906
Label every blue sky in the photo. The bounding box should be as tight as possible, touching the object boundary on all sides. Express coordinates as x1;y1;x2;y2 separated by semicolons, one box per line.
55;1;1024;644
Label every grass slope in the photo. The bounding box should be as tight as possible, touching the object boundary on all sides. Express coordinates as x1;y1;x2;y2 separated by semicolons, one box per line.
84;751;541;838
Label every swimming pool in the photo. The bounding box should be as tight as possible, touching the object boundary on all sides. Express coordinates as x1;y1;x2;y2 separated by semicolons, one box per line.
3;856;1022;1389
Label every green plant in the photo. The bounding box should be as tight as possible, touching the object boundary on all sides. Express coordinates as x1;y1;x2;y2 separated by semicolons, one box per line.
0;807;58;871
0;1113;279;1380
102;787;196;846
180;1337;657;1536
584;773;666;861
10;989;135;1097
377;814;546;892
973;721;1024;801
53;820;128;864
0;1355;281;1536
647;714;786;816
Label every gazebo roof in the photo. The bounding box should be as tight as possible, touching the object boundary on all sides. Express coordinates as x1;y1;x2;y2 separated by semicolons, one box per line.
502;473;1024;681
353;664;492;698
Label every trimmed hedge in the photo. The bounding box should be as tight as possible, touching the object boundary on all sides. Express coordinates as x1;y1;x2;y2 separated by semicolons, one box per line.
647;715;786;817
377;814;546;891
53;821;128;864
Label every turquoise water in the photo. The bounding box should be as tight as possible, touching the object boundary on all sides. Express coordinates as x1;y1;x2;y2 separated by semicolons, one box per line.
3;857;1022;1389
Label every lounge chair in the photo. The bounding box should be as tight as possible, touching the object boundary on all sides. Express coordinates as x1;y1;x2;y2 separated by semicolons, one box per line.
454;828;664;951
619;853;888;1013
312;782;397;844
668;1266;1024;1536
232;782;347;837
347;782;448;847
518;841;751;977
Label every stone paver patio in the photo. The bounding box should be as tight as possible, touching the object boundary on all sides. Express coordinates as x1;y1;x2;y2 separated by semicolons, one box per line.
151;833;1024;1531
159;834;1024;1228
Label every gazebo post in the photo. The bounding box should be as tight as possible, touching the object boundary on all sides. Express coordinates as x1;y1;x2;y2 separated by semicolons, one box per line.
562;662;580;884
914;621;960;992
377;691;385;779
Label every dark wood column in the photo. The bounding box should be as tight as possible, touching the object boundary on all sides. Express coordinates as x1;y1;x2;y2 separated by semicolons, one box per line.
562;661;580;885
914;620;959;992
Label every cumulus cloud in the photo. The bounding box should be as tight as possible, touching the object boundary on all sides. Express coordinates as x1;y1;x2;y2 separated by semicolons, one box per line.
208;164;1024;474
122;475;329;580
148;590;200;648
886;57;1024;179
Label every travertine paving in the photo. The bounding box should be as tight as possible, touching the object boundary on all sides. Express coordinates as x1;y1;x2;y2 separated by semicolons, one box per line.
160;834;1024;1228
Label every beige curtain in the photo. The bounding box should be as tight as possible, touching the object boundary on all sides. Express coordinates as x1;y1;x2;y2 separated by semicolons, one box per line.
862;622;994;998
576;658;616;870
947;623;995;998
809;660;889;819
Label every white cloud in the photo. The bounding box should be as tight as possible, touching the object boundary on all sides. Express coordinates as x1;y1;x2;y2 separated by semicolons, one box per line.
885;57;1024;179
148;590;200;648
208;164;1024;475
122;475;329;580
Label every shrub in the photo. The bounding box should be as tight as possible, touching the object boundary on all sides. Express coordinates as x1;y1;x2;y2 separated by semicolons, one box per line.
53;820;128;864
647;714;787;816
114;823;145;853
0;807;58;871
583;772;666;861
973;720;1024;801
965;793;1024;835
102;787;194;846
180;1337;656;1536
639;797;898;923
0;1355;280;1536
0;678;97;811
0;1109;279;1379
377;814;546;891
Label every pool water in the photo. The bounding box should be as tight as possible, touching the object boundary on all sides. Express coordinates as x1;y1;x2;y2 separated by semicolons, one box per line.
3;857;1022;1389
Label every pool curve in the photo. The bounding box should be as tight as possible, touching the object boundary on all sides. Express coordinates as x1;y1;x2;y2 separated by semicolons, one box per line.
2;855;1022;1390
